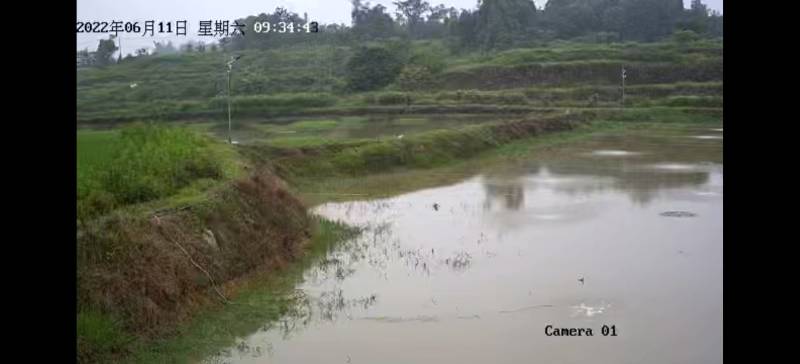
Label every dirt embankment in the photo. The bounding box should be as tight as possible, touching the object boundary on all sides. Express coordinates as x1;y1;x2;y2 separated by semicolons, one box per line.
77;170;311;356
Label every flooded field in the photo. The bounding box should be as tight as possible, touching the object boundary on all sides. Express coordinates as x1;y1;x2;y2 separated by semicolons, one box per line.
205;125;722;364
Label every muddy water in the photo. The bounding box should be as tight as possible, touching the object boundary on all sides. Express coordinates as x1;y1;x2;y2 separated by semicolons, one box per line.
206;125;722;364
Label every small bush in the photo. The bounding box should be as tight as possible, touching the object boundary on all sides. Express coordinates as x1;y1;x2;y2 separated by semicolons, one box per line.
397;65;436;91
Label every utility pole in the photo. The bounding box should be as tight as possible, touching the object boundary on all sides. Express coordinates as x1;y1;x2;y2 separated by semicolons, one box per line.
227;67;232;143
621;65;626;109
226;55;242;144
118;36;122;63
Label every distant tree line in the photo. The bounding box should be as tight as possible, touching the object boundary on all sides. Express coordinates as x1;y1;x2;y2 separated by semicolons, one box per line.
80;0;721;67
78;38;220;67
223;0;722;52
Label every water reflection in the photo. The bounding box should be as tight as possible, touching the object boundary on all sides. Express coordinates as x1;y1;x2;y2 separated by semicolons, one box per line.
483;177;525;211
205;125;723;364
476;131;720;206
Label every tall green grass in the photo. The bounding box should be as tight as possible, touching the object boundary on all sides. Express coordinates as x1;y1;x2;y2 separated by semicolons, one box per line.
78;124;234;220
78;310;133;363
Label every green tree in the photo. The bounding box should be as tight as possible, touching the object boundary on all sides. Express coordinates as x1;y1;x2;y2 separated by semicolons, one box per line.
600;2;624;41
543;0;602;38
706;10;722;38
619;0;683;42
684;0;710;34
475;0;539;50
152;41;177;55
95;36;118;66
351;1;399;40
672;29;700;47
449;9;480;51
393;0;431;38
345;45;406;91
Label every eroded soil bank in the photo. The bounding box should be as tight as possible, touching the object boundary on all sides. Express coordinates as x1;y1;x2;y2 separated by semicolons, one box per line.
78;171;311;362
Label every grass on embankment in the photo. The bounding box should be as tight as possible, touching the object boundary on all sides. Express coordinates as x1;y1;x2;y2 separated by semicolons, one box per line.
270;108;722;206
77;123;318;363
77;80;722;125
77;165;326;363
258;107;719;183
115;218;358;364
77;123;243;221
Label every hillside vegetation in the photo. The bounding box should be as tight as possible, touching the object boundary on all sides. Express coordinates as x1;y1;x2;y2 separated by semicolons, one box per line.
77;39;722;124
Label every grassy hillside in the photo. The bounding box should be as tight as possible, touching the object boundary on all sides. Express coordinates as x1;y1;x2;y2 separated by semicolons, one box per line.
77;39;722;124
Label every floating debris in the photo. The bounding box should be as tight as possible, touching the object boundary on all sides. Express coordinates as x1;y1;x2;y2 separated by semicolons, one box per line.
571;302;610;318
499;304;554;314
660;211;697;218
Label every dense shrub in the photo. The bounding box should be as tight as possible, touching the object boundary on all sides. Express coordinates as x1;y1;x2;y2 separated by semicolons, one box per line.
345;45;405;91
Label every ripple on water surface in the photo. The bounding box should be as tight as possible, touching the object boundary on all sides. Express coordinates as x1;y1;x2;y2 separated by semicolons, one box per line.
588;150;643;157
645;163;711;173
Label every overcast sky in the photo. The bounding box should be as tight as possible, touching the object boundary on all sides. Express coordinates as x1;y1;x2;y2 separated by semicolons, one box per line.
77;0;723;56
